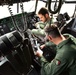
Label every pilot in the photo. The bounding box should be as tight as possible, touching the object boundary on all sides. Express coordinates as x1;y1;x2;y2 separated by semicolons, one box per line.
31;7;53;37
36;24;76;75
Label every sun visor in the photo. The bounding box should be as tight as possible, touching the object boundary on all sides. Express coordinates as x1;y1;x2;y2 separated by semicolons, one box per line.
0;0;30;5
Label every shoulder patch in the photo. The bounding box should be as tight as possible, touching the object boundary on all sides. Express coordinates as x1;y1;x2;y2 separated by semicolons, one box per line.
55;59;61;65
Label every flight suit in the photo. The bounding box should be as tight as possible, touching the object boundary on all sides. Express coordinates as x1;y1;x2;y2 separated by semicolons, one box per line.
31;18;52;37
40;34;76;75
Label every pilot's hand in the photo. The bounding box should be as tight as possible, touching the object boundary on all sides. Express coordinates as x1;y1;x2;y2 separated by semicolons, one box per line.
36;49;43;57
40;44;45;49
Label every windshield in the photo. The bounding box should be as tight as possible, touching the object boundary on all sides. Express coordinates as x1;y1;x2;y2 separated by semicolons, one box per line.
0;1;46;19
0;0;76;19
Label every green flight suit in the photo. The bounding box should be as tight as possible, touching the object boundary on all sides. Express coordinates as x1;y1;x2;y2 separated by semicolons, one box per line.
45;41;56;50
40;34;76;75
31;18;52;37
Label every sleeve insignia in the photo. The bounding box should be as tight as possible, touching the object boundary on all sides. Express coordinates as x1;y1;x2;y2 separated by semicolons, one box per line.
55;59;61;65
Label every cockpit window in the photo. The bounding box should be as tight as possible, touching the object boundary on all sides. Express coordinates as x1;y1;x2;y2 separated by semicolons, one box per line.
0;1;46;19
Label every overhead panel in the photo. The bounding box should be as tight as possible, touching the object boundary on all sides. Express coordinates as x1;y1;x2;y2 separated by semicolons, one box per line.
0;0;30;5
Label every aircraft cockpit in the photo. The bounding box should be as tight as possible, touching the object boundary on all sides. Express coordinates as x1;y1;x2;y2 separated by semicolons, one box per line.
0;0;76;75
